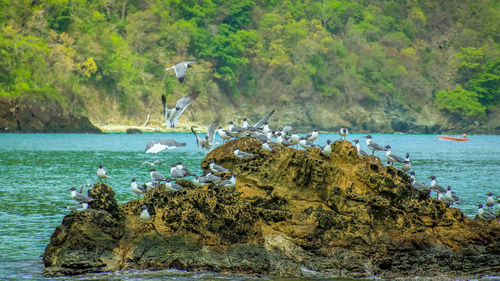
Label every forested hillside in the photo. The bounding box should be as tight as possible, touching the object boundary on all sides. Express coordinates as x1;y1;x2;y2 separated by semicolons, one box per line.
1;0;499;133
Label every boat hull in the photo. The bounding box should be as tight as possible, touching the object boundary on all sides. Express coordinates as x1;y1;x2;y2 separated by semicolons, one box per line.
437;135;469;141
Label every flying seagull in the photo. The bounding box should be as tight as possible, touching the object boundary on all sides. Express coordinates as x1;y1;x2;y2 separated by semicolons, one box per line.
253;108;276;129
145;139;186;154
165;61;196;83
162;91;200;128
191;116;220;153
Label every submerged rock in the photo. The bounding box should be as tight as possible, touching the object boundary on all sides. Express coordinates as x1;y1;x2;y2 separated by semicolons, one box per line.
43;138;500;279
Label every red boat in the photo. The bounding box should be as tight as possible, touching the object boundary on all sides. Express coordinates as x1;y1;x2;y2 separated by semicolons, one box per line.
437;135;469;141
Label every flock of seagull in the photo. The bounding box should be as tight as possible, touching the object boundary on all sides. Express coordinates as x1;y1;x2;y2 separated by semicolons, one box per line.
63;61;499;222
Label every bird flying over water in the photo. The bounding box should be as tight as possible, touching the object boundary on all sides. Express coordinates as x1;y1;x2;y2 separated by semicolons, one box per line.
165;61;196;83
145;139;186;154
162;91;200;128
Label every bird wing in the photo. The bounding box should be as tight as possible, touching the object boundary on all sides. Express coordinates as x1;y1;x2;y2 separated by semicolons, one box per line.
73;192;93;203
369;141;386;151
239;151;254;158
161;94;175;128
145;141;167;154
191;126;202;150
159;139;186;148
390;152;404;163
207;116;221;143
174;62;188;78
174;90;200;120
253;108;275;128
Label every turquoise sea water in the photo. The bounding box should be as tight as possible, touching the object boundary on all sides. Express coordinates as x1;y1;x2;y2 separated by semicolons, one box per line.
0;133;499;280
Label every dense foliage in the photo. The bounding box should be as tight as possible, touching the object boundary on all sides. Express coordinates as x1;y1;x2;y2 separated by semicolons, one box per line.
0;0;499;123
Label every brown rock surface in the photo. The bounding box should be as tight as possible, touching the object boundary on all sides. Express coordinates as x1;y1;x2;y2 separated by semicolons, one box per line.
0;95;101;133
43;138;500;279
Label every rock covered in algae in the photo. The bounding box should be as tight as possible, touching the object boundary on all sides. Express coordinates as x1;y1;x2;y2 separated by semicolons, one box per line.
43;137;500;279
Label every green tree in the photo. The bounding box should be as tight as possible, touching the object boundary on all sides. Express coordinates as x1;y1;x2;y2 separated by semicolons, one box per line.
436;86;486;119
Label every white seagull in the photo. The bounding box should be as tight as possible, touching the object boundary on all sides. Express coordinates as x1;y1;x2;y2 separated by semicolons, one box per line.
364;135;386;155
209;160;230;173
233;148;254;159
476;204;496;220
96;164;110;181
140;205;151;220
165;61;196;83
63;202;89;212
215;173;237;187
339;128;349;140
68;187;94;203
402;153;411;173
131;178;147;197
385;145;404;165
145;139;186;154
162;91;200;128
353;139;368;157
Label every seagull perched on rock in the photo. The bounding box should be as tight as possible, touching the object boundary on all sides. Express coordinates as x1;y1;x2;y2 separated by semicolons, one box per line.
410;172;430;192
165;61;195;83
209;160;230;173
364;135;386;155
429;175;447;198
131;178;147;198
339;128;349;140
305;129;319;142
299;138;319;149
217;126;234;143
162;91;200;128
353;139;368;157
165;178;183;191
140;205;151;220
321;140;332;156
261;140;274;152
68;187;94;203
150;168;167;182
442;186;459;206
227;121;247;137
96;165;110;181
486;192;495;212
233;148;254;159
145;139;186;154
63;202;89;212
402;153;411;173
216;173;237;187
385;145;404;165
476;204;496;220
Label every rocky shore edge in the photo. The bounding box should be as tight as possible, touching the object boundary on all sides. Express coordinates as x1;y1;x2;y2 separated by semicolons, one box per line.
0;96;101;133
43;138;500;279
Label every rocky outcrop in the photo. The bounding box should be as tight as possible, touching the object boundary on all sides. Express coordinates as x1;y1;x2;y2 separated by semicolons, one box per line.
0;96;101;133
43;138;500;279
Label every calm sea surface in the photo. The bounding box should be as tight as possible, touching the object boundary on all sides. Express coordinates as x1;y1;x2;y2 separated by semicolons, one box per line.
0;133;499;280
